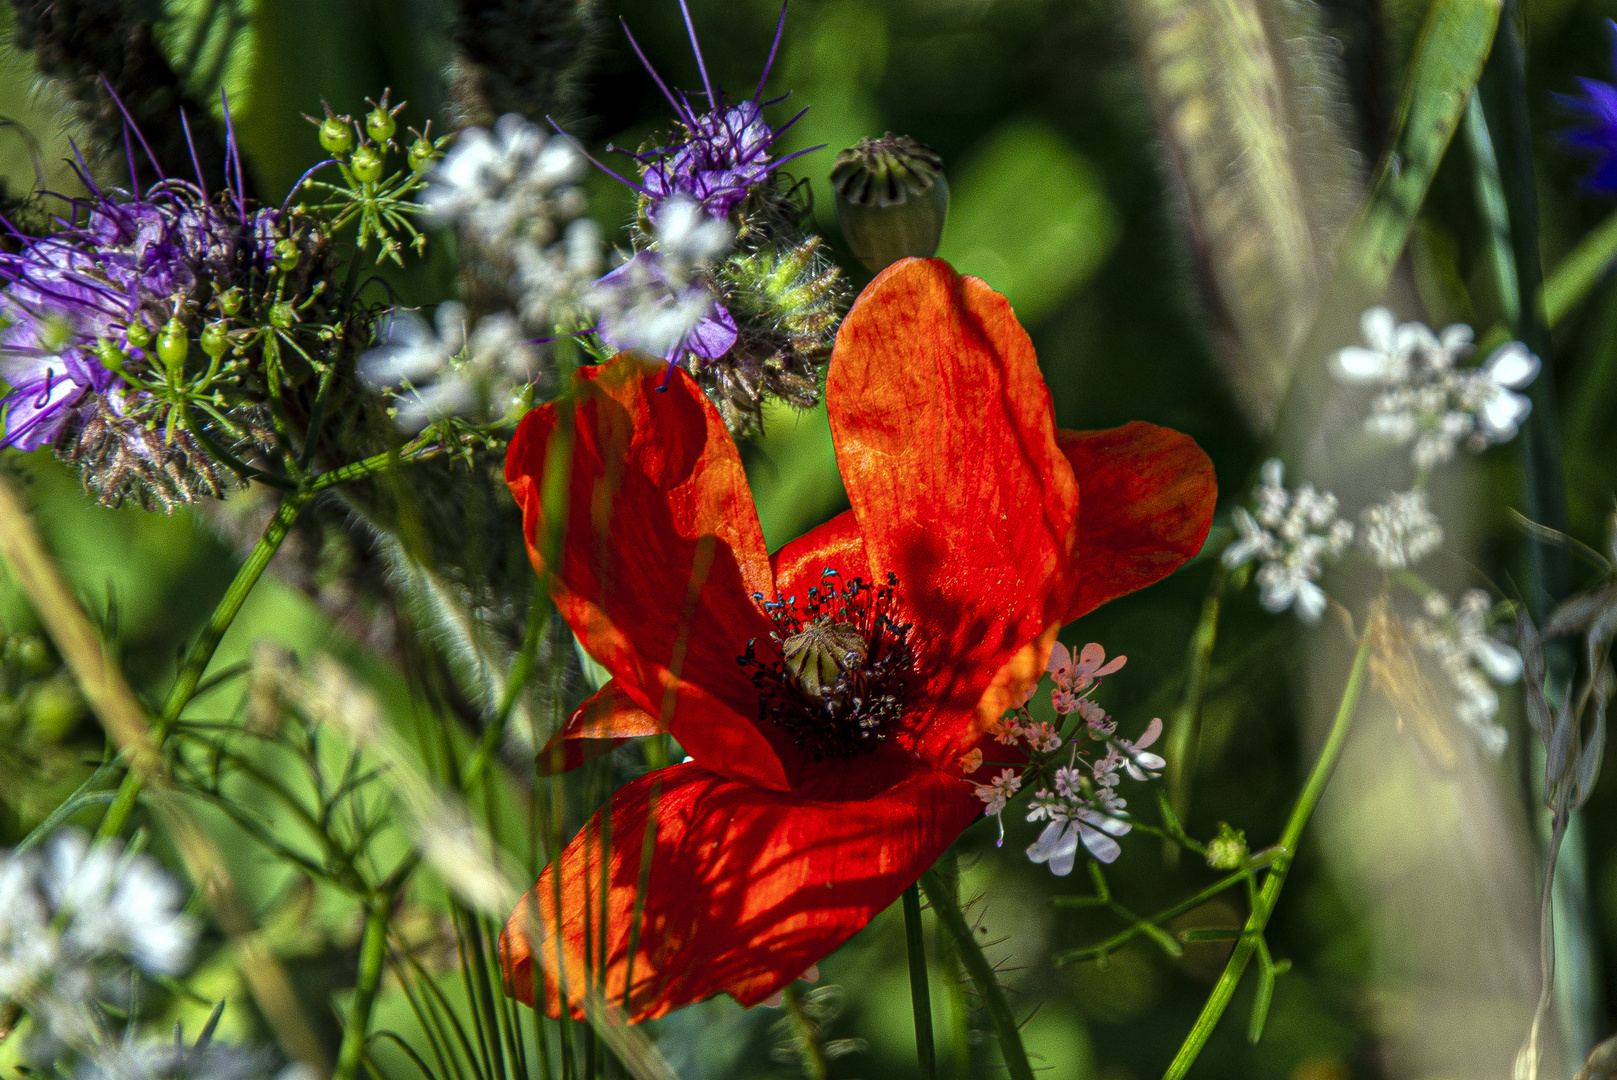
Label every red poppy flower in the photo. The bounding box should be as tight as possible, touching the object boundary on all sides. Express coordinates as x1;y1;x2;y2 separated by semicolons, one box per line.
500;257;1216;1022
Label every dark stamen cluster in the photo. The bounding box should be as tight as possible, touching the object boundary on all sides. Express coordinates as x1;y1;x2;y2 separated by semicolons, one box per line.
737;569;914;761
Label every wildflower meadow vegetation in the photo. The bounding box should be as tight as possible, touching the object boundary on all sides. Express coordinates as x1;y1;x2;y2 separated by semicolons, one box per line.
6;0;1617;1078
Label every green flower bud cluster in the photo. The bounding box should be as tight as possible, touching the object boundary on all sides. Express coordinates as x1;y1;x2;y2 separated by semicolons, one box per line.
0;634;86;746
1206;822;1249;870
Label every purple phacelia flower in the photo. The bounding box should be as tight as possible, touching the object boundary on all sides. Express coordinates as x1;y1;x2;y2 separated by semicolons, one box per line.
1558;20;1617;193
591;249;738;365
0;141;277;452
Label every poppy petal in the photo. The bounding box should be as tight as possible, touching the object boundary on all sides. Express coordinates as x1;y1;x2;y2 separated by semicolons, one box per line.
827;258;1079;718
501;751;979;1022
769;509;871;602
1056;423;1217;622
505;356;791;790
536;680;666;776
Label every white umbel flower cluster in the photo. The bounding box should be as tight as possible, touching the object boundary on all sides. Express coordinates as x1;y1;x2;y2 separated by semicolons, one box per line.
1358;489;1443;570
359;302;538;430
1221;459;1353;623
1411;590;1523;755
1;831;197;1049
419;113;604;347
1330;307;1540;470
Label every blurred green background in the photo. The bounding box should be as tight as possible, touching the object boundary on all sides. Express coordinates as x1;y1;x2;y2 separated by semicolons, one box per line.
8;0;1617;1077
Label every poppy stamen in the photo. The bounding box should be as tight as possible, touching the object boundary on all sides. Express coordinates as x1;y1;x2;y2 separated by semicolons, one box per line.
738;569;914;761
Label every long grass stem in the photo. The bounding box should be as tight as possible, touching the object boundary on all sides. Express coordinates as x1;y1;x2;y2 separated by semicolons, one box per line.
1161;623;1374;1080
902;883;938;1080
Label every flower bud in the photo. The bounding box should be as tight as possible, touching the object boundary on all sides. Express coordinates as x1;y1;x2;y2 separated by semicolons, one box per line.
218;287;244;316
8;634;53;678
1206;822;1249;871
274;239;301;272
366;106;397;144
201;321;230;359
408;135;436;173
830;134;949;273
270;301;296;329
125;320;152;349
95;337;129;374
351;145;384;185
157;317;189;374
26;673;86;744
319;115;353;157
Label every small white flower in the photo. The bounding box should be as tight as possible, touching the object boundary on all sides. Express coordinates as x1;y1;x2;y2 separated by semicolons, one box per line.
361;304;538;430
975;769;1022;817
1224;459;1350;624
1358;490;1443;570
1116;717;1167;781
1025;805;1132;873
1411;589;1522;753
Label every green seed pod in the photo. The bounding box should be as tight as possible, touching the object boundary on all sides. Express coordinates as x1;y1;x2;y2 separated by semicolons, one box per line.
218;287;244;316
366;106;397;143
319;115;354;157
408;136;436;174
1206;822;1249;871
830;134;949;273
10;635;53;679
781;619;868;702
94;337;129;374
125;320;152;349
351;144;384;184
270;301;296;329
157;317;189;374
26;673;86;744
274;238;301;272
201;321;230;359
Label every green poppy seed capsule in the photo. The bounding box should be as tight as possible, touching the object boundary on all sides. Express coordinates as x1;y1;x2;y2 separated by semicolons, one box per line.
781;619;869;703
366;106;396;144
269;301;296;329
319;115;353;157
157;317;189;373
218;287;244;316
274;239;301;272
201;321;230;359
94;338;129;373
408;136;436;173
830;134;949;273
125;321;152;349
351;145;384;185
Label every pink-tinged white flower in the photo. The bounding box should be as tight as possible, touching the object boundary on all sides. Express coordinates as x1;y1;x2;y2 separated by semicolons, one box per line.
1024;801;1132;872
975;769;1022;817
990;716;1024;746
1023;721;1062;753
1075;698;1114;736
1116;717;1166;781
1048;641;1126;693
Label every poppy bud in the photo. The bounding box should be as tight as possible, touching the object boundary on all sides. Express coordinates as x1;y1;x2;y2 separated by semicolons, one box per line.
157;317;189;374
319;115;354;157
273;239;301;272
201;321;230;359
351;145;384;184
830;134;949;273
781;620;868;702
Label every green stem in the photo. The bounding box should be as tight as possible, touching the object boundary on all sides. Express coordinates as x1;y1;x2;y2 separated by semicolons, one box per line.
781;983;831;1080
334;891;393;1080
1161;625;1374;1080
902;883;937;1080
460;593;550;793
919;868;1034;1080
1165;563;1227;861
98;490;310;839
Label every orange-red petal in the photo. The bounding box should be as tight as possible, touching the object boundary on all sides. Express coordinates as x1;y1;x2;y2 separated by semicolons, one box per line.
1057;423;1217;622
535;680;666;776
501;753;980;1022
827;258;1079;722
504;356;792;790
769;509;870;602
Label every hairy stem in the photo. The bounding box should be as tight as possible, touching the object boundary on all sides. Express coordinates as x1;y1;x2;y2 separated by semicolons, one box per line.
903;883;938;1080
919;868;1034;1080
782;983;831;1080
1161;624;1373;1080
98;489;310;838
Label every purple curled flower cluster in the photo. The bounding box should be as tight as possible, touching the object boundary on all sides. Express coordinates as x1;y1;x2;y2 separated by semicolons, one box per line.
0;184;277;455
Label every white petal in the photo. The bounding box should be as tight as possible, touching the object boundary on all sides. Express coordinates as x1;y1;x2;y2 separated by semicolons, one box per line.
1360;307;1396;351
1027;820;1078;875
1439;323;1475;356
1484;342;1540;389
1076;822;1122;864
1293;580;1328;624
1480;389;1531;439
1134;717;1164;749
1330;346;1393;383
1474;638;1524;684
1260;458;1285;489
